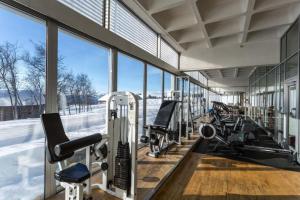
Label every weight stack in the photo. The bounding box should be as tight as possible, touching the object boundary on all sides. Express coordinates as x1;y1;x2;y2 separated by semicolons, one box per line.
178;122;187;137
114;141;131;191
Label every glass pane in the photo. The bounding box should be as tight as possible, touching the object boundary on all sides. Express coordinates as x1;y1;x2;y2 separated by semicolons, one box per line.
281;36;286;62
288;85;297;148
280;64;284;113
0;5;46;199
56;30;109;180
266;70;275;132
285;54;298;80
58;29;109;138
117;53;144;137
146;65;162;124
164;72;173;100
286;22;298;58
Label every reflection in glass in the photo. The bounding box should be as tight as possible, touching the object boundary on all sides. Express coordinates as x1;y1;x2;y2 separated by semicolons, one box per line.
285;54;298;80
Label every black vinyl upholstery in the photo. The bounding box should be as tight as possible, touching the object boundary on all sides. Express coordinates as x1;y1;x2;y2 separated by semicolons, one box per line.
55;133;102;157
153;100;177;128
41;113;102;184
41;113;73;163
55;163;90;183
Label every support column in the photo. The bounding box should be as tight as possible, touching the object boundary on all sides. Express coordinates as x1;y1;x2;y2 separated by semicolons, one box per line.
110;48;118;92
161;71;164;102
143;63;147;135
45;20;58;198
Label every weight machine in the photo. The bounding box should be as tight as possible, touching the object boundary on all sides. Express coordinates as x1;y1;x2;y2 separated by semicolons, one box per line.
100;91;138;200
41;91;138;200
175;76;194;139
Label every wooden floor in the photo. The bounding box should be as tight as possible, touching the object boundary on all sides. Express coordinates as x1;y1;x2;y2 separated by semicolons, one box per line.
137;135;199;200
48;135;200;200
153;152;300;200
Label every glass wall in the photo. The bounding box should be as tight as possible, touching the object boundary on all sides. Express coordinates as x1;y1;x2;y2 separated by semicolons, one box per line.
164;71;173;100
146;65;162;124
249;17;299;145
58;29;110;138
0;5;46;199
117;53;144;137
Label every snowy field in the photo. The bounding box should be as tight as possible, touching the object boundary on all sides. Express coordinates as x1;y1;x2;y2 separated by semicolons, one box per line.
0;99;160;200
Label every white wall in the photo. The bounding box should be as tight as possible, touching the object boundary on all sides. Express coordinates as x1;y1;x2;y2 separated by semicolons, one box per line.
180;40;280;70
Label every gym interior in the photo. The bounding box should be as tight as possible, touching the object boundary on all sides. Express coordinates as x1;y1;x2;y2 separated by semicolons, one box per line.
0;0;300;199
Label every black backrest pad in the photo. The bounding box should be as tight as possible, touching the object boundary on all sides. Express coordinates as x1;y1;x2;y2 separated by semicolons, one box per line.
153;100;177;128
41;113;73;163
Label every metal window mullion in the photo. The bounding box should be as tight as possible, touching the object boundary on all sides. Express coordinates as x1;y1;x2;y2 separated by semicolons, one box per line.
45;20;58;198
161;71;164;103
143;63;147;135
110;48;118;92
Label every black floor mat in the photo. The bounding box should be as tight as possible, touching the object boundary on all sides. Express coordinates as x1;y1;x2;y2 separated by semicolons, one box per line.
194;138;300;172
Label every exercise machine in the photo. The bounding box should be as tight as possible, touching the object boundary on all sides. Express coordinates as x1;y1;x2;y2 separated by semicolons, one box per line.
141;100;178;157
199;101;295;160
41;113;108;200
99;91;138;200
175;76;194;138
41;91;139;200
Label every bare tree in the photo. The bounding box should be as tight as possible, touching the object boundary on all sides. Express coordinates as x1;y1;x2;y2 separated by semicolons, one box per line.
23;42;45;114
62;71;76;114
73;73;97;113
0;42;21;119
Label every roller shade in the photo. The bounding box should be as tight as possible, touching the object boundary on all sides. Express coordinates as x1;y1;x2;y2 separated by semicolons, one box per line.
110;0;158;56
57;0;105;25
160;39;178;68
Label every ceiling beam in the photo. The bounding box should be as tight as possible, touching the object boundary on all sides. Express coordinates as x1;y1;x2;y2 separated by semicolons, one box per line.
234;68;239;78
201;71;211;79
148;0;186;14
218;69;224;78
188;0;212;48
254;0;300;14
240;0;256;44
248;66;257;78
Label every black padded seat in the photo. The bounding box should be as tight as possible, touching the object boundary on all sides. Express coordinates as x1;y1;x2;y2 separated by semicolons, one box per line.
55;163;90;183
148;126;167;132
153;100;177;128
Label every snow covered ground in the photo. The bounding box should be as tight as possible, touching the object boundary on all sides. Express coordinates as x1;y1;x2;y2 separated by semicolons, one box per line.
0;99;160;200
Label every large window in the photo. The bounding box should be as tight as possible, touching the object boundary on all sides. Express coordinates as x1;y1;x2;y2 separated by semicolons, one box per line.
285;54;298;80
146;65;162;124
58;29;109;139
286;22;298;58
117;53;144;136
281;36;286;62
0;5;46;199
164;71;173;100
266;70;276;132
